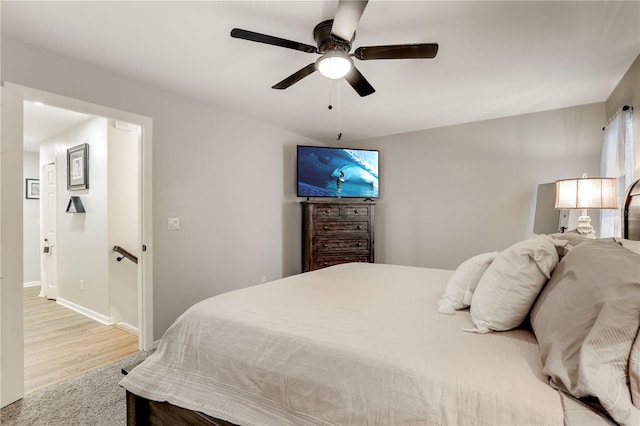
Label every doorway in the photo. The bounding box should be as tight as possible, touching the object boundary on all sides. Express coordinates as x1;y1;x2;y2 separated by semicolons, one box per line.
25;100;145;332
1;82;154;407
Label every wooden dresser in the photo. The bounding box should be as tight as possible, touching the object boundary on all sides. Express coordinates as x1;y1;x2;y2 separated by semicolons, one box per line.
301;201;375;272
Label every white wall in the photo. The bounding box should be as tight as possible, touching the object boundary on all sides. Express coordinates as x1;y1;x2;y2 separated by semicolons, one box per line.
2;37;320;338
344;103;605;270
39;117;111;318
108;120;139;329
23;151;41;284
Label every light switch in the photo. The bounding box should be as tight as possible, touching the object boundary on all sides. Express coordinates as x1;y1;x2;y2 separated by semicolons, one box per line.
168;217;180;230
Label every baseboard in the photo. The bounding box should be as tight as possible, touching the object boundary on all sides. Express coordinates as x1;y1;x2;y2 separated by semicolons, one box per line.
23;281;40;288
115;321;139;336
57;297;113;325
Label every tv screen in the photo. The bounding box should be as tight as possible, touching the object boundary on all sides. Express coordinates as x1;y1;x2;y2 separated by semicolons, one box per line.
297;145;379;198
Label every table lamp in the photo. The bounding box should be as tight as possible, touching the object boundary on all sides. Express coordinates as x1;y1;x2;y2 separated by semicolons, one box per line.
555;173;617;238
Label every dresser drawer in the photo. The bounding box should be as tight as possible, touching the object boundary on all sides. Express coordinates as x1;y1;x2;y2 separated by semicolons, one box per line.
315;222;369;233
313;206;340;219
316;238;369;253
343;206;370;217
313;256;370;270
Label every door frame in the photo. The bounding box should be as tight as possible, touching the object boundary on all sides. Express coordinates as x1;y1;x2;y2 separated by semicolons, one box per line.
1;82;154;406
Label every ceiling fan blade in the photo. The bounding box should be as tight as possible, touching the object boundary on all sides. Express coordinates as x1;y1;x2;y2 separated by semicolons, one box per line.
354;43;439;60
344;66;375;97
231;28;317;54
331;0;368;42
272;63;317;90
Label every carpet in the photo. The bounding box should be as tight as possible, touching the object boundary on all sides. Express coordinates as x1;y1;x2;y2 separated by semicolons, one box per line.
1;351;152;426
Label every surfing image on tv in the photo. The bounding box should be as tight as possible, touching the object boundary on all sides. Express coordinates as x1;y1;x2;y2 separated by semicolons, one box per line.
297;145;379;198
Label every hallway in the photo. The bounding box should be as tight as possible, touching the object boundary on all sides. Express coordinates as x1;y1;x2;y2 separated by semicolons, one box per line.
23;286;138;393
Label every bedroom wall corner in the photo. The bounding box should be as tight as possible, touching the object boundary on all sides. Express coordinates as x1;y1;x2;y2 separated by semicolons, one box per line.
346;103;605;270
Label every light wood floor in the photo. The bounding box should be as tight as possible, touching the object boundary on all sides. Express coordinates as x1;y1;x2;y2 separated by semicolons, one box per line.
24;286;139;393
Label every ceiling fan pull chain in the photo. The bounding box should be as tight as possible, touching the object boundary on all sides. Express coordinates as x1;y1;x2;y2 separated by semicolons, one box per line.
336;82;342;141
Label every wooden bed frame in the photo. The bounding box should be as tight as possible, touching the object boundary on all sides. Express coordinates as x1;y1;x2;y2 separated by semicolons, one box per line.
124;178;640;426
126;391;236;426
623;178;640;240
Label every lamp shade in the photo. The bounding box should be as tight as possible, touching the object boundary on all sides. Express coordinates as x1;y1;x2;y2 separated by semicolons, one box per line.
555;176;617;209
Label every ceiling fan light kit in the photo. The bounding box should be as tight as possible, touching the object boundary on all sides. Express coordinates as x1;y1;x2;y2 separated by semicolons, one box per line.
230;0;438;97
316;53;353;79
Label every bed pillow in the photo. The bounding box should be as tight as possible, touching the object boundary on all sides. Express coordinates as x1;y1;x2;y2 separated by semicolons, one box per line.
549;230;592;247
466;236;558;333
530;239;640;424
631;333;640;411
615;237;640;255
532;232;572;258
437;251;498;314
550;238;571;258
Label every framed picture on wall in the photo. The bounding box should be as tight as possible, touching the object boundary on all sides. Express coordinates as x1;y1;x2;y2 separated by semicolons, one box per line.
67;143;89;190
25;178;39;199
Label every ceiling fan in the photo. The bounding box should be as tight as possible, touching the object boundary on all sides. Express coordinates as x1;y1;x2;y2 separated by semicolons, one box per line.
230;0;438;97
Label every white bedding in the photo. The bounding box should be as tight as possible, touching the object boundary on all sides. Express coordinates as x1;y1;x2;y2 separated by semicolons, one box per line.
120;263;564;425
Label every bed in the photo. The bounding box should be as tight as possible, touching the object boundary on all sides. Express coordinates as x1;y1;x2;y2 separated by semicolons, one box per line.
120;179;640;426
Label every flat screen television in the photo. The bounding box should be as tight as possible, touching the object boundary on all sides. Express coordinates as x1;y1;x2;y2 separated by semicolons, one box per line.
297;145;379;198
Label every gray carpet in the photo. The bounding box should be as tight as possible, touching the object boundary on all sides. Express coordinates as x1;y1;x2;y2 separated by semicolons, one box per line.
1;351;152;426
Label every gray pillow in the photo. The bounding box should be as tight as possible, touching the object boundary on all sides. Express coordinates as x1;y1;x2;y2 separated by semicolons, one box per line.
530;239;640;425
615;237;640;255
549;230;592;247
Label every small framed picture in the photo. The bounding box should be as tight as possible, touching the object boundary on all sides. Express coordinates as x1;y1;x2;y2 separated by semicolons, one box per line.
67;143;89;190
26;178;40;199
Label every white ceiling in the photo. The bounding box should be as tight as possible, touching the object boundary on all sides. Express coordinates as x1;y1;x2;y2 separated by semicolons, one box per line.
4;1;640;144
23;102;93;152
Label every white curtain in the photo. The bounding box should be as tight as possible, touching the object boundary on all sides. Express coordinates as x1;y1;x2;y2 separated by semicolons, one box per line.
600;107;636;238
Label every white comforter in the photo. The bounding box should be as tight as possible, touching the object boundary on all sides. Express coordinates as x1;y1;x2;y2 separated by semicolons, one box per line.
120;263;563;425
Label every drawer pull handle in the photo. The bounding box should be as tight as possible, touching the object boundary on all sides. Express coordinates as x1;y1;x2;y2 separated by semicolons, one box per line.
356;242;362;247
325;209;331;213
323;262;329;266
356;225;363;230
323;225;328;230
354;209;359;213
323;243;328;248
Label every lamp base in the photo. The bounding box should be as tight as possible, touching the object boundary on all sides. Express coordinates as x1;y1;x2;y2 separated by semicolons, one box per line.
576;213;596;239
